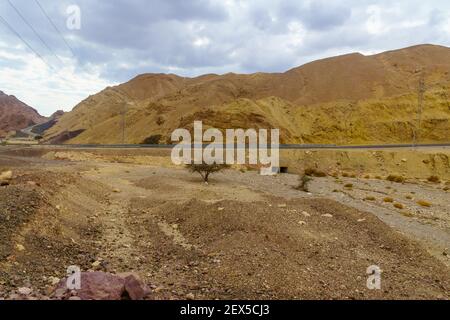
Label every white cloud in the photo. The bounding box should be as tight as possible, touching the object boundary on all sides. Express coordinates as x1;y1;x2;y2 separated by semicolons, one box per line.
1;0;450;116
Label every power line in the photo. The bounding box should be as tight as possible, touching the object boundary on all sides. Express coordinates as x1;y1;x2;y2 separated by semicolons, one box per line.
7;0;64;65
0;14;54;70
34;0;76;57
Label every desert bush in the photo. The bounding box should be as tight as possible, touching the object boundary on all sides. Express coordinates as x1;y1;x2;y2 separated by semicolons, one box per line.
304;168;327;177
364;196;376;201
295;175;313;192
405;195;413;200
443;187;449;192
417;200;431;207
344;183;353;188
186;162;229;183
383;197;394;203
401;211;414;217
141;134;162;145
386;175;406;183
342;173;350;177
393;203;404;209
427;176;440;183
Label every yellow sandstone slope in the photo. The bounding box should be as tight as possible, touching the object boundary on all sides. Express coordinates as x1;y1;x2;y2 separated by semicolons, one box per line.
44;44;450;145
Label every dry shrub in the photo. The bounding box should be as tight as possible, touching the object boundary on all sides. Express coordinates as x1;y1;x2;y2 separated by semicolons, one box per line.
364;196;376;201
295;175;312;192
393;203;404;209
344;183;353;188
383;197;394;203
386;175;406;183
427;176;440;183
417;200;431;207
186;163;229;182
304;168;327;177
401;211;414;218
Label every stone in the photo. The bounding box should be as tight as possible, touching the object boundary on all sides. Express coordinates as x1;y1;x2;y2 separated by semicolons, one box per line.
322;214;333;218
18;287;32;295
301;211;311;217
186;293;195;300
54;272;148;300
277;204;287;208
49;276;60;286
91;260;102;268
0;171;13;181
298;221;307;226
15;244;25;252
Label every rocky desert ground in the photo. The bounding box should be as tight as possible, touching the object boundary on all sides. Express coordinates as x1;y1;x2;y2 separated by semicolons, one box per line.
0;146;448;300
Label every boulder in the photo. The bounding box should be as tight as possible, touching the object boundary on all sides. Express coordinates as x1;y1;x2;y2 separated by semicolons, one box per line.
53;272;149;300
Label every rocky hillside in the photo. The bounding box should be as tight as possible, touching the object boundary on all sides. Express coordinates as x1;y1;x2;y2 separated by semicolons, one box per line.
0;91;46;138
44;44;450;145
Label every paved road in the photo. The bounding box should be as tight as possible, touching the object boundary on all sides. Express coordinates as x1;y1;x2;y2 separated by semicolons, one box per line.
9;142;450;150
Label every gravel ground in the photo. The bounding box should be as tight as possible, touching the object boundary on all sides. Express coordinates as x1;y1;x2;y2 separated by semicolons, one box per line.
0;151;449;300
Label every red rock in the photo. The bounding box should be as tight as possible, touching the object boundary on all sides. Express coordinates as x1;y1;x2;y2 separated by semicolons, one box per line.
54;272;148;300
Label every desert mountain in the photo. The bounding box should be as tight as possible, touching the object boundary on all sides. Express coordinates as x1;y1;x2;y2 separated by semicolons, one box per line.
44;44;450;145
0;91;46;138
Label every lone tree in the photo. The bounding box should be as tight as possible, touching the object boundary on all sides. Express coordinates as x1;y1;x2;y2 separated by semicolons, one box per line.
186;162;229;183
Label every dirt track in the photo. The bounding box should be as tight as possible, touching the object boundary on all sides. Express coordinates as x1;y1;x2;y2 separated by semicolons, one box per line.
0;149;449;300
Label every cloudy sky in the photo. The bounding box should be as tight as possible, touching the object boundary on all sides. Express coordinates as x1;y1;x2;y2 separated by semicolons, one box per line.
1;0;450;116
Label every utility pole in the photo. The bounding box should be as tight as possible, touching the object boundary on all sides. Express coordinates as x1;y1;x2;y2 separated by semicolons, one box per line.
413;70;425;147
122;102;126;145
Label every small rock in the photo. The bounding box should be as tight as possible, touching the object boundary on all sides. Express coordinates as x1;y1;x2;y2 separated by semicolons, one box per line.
68;296;81;300
0;170;13;181
298;221;307;226
49;276;60;286
277;204;287;208
401;159;407;163
186;293;195;300
18;287;32;296
302;211;311;217
15;244;25;252
357;218;366;222
217;207;225;211
92;261;102;268
55;205;62;211
113;189;121;193
322;214;333;218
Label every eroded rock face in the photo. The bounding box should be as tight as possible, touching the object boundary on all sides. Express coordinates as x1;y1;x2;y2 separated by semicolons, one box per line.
53;272;149;300
0;91;46;137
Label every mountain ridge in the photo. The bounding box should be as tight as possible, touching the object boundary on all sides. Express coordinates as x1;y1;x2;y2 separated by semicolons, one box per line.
43;44;450;145
0;91;46;138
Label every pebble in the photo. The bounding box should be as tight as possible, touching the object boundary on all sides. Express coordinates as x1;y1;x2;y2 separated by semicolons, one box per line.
186;293;195;300
298;221;307;226
18;287;32;296
322;214;333;218
278;204;287;208
15;244;26;252
302;211;311;217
